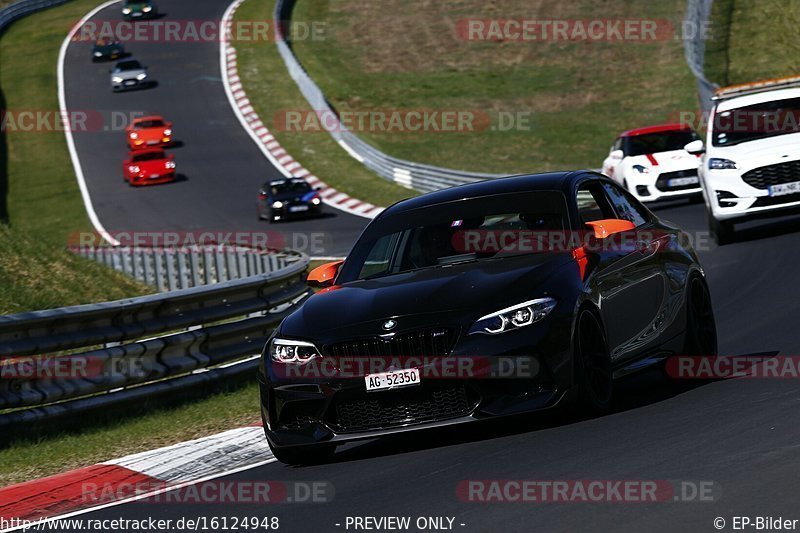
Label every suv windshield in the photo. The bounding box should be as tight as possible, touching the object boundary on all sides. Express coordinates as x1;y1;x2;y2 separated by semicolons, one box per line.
337;191;569;283
623;130;698;156
712;97;800;147
134;119;165;129
116;60;141;71
270;180;311;195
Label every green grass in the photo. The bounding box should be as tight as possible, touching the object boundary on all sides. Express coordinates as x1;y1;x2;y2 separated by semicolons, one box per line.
233;0;413;207
0;225;150;314
705;0;800;86
283;0;697;175
0;0;101;244
0;382;261;487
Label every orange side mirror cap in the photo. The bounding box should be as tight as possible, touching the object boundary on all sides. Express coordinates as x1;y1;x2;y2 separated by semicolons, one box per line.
307;260;343;288
586;219;636;239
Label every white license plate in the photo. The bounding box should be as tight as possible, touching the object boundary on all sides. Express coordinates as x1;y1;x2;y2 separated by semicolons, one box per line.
124;80;136;86
667;176;699;187
289;205;309;212
365;368;421;392
769;181;800;197
149;174;160;178
147;140;158;145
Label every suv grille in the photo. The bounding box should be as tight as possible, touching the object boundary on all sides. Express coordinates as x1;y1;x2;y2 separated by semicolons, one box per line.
743;160;800;189
325;328;457;358
331;384;473;431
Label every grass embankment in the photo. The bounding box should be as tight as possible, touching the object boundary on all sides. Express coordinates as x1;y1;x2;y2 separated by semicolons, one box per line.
280;0;696;176
0;1;261;486
0;0;152;313
705;0;800;86
233;0;413;207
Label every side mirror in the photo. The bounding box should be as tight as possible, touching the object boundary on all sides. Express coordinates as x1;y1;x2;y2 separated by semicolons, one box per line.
684;139;705;155
609;149;623;159
314;186;322;191
307;260;343;288
586;219;636;239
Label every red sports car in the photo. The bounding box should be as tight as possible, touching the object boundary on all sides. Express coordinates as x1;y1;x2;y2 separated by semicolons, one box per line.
123;148;176;186
125;115;173;150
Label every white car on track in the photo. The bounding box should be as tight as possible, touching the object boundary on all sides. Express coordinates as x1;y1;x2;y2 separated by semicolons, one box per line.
601;124;703;203
685;76;800;245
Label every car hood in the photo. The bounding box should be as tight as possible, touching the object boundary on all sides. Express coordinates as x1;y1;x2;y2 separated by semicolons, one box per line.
711;131;800;160
281;252;575;338
135;127;166;140
625;150;700;172
133;159;169;173
114;69;146;79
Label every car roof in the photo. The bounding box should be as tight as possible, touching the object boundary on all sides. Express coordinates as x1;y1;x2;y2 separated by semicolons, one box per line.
380;171;595;216
619;123;693;138
715;87;800;113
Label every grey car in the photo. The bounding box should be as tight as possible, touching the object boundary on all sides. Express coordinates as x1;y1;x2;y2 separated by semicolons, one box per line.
110;59;150;92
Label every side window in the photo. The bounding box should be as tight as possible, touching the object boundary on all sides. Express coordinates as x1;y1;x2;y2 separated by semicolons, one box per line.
358;233;399;279
576;182;617;226
601;183;650;227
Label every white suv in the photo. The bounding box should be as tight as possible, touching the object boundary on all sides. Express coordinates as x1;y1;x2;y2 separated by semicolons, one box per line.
687;77;800;244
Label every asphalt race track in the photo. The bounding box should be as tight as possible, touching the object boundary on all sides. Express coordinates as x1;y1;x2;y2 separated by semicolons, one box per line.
63;0;369;257
47;199;800;532
59;1;800;531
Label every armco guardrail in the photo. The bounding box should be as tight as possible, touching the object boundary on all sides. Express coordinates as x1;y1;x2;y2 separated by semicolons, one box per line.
684;0;719;112
0;0;73;34
0;255;310;429
74;246;306;291
273;0;503;193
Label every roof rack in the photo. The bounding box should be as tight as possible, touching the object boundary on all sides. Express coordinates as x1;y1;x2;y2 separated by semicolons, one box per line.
713;75;800;101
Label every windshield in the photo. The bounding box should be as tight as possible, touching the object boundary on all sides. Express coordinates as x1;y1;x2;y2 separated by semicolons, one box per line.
116;60;141;71
712;97;800;147
623;130;698;156
134;119;165;129
270;181;311;195
337;191;569;283
132;151;165;162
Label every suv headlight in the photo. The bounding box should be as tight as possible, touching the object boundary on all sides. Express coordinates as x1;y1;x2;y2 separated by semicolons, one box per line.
136;73;147;81
632;164;650;174
112;76;123;83
468;298;557;335
270;338;321;364
708;158;738;170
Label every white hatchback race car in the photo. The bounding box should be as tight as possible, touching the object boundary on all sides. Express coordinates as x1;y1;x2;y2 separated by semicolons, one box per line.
685;76;800;245
601;124;702;202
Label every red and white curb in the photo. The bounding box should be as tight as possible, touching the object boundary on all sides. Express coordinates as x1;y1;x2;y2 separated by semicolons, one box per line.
0;426;273;527
220;0;383;220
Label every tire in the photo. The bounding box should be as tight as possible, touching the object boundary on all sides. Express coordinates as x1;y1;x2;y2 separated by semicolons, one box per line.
268;441;335;466
683;276;718;357
708;212;734;245
575;309;613;415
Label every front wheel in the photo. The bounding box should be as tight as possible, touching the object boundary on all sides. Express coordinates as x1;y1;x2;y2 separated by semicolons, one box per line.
683;276;718;356
575;310;613;415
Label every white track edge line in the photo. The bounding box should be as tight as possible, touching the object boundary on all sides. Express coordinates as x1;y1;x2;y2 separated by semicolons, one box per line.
58;0;122;246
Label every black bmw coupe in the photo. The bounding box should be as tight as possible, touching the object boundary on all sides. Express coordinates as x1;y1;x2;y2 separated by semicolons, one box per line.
258;171;717;464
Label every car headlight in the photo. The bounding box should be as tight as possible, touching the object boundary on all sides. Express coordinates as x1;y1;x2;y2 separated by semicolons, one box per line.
142;5;152;11
708;158;738;170
112;76;123;83
165;161;176;169
272;201;284;209
468;298;557;335
129;132;138;139
632;164;650;174
93;51;102;57
270;338;321;364
163;128;172;136
136;73;147;81
128;165;140;173
122;7;131;14
311;197;321;205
